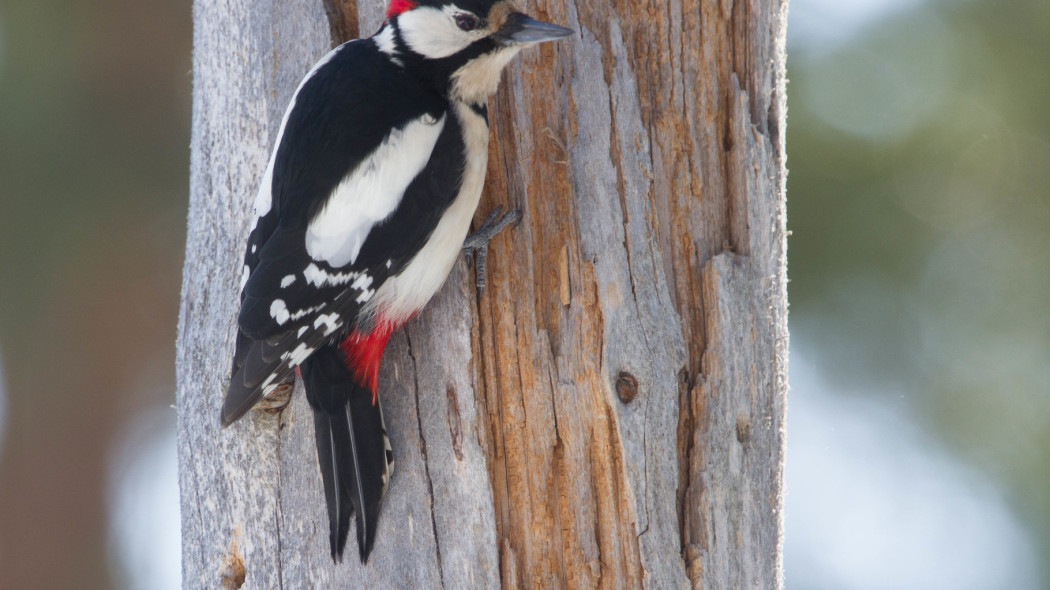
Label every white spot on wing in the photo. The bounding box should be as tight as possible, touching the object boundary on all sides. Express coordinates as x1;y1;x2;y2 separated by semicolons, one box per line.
270;299;290;325
305;114;445;267
351;273;373;291
269;299;323;326
280;274;296;288
261;372;279;394
240;265;250;291
303;263;367;288
283;343;314;367
313;312;342;336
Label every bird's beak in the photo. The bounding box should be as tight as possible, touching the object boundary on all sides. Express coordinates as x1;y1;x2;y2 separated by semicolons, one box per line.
496;13;574;45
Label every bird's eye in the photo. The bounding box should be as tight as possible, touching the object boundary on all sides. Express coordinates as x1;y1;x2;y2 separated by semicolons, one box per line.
455;13;480;32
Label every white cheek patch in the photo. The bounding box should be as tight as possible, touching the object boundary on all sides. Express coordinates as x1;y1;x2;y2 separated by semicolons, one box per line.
398;6;483;59
305;114;446;267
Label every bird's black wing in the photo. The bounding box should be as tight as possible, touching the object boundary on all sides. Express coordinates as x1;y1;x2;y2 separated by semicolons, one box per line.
222;38;464;426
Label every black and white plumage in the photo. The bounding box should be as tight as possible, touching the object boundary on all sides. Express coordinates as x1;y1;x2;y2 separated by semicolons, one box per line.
220;0;571;563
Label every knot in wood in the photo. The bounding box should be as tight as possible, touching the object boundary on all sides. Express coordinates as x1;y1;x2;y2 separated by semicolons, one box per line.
736;414;751;444
220;540;246;589
615;371;639;404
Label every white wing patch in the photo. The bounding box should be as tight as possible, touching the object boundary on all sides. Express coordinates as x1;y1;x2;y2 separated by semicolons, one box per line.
369;102;490;323
305;114;446;267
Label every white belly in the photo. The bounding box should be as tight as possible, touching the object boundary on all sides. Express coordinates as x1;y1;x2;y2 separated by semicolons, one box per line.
367;101;490;324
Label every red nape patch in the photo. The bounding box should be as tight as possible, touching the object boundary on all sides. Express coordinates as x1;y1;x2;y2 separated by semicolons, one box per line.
386;0;418;19
339;321;395;405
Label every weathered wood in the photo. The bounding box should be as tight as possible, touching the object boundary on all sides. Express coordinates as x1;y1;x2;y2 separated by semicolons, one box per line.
177;0;788;588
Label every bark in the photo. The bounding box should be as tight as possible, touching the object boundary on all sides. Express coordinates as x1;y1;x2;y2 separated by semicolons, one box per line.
176;0;789;588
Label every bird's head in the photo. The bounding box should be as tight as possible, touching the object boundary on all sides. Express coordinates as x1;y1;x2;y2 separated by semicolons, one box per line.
384;0;572;103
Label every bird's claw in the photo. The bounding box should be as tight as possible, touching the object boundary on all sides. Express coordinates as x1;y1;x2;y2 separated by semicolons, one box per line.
463;205;522;297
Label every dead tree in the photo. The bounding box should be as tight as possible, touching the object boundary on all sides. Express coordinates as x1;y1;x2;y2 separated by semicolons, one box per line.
176;0;789;587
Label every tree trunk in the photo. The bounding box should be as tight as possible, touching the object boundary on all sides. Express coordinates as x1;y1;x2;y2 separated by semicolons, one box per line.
176;0;788;588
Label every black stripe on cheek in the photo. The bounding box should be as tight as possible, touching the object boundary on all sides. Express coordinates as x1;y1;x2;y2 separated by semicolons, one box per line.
469;102;488;122
391;20;408;54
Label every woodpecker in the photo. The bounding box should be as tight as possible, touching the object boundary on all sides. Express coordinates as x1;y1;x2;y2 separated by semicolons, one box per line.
220;0;571;564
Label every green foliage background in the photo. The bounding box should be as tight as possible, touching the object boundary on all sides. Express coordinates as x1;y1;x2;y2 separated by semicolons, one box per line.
789;0;1050;571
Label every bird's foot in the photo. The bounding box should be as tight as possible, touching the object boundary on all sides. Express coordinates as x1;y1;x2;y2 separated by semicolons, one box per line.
257;376;295;413
462;205;522;296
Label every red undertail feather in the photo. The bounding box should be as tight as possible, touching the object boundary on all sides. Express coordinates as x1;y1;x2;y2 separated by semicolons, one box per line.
386;0;418;19
339;321;395;404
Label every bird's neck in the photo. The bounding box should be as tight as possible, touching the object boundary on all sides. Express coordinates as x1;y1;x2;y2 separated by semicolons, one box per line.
375;20;517;107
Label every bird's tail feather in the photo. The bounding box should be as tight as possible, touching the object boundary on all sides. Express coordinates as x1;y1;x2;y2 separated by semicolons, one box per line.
302;344;394;562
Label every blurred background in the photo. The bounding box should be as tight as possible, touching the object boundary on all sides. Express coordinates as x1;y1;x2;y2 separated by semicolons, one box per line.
0;0;1046;588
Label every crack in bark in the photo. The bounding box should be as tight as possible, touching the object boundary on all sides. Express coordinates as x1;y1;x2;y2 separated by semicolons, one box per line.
474;265;515;587
545;362;568;589
586;428;605;590
508;308;536;581
186;433;208;574
274;416;285;590
404;331;446;588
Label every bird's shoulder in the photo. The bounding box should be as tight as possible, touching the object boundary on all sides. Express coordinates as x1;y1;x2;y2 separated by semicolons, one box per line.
269;40;449;223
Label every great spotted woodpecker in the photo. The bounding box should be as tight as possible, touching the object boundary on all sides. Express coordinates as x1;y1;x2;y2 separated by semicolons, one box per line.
220;0;571;563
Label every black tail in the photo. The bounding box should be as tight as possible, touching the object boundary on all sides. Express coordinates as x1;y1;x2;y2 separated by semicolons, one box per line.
301;344;394;562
